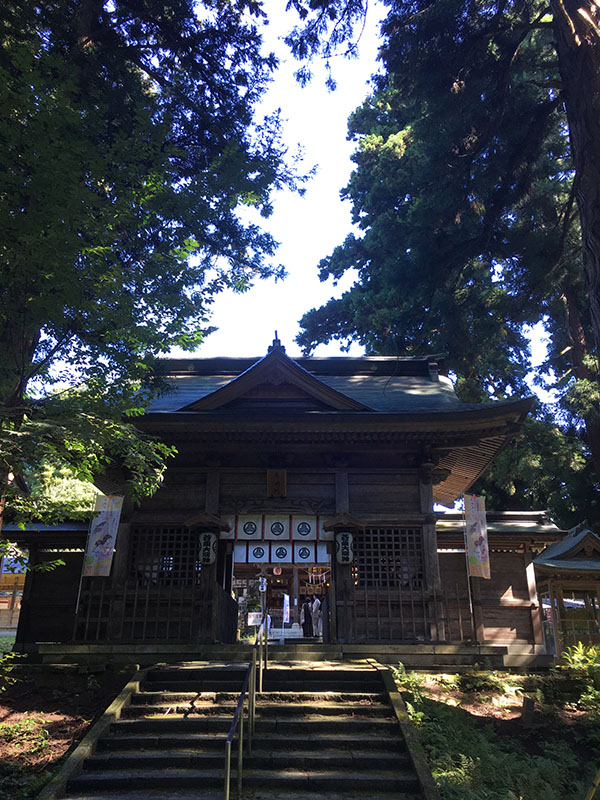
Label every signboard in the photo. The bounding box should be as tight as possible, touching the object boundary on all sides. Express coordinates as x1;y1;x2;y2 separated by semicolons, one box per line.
199;532;217;565
83;495;124;577
335;531;354;564
464;493;491;579
258;576;267;593
247;612;262;626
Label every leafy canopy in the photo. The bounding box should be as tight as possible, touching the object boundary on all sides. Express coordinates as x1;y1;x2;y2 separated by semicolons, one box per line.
0;0;302;516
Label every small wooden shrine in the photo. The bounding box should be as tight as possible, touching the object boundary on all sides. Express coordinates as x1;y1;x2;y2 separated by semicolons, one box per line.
534;523;600;653
8;340;570;653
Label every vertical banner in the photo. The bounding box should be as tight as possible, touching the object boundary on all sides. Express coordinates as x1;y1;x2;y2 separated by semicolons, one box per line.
83;495;124;577
282;592;290;623
464;494;491;579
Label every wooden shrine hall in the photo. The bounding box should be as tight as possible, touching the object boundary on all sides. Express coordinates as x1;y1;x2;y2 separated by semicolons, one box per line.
9;339;572;660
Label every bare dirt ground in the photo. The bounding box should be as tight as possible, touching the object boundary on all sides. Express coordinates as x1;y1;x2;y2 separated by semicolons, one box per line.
0;663;133;798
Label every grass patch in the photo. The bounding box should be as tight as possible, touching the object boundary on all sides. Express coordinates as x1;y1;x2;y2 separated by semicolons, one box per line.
0;637;15;655
394;665;600;800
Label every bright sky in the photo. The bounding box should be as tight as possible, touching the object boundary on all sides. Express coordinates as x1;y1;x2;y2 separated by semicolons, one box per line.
172;7;386;361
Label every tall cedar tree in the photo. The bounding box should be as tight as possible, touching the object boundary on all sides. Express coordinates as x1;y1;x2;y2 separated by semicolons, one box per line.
297;0;600;526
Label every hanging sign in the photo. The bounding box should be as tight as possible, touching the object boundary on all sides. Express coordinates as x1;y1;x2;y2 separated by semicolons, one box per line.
199;532;217;565
464;494;491;579
335;531;353;564
83;495;124;577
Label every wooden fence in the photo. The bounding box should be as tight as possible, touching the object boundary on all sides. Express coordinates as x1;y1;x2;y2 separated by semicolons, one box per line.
73;578;237;643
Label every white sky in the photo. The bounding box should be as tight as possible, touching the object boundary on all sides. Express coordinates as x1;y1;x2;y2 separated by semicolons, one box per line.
173;4;552;388
171;6;386;361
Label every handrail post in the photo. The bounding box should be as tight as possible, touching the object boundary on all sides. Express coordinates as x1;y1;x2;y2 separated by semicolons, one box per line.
264;618;268;671
237;703;244;799
258;624;263;694
224;739;231;800
250;648;257;744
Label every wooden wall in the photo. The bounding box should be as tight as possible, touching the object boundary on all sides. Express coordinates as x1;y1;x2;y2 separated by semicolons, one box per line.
348;472;420;515
439;549;536;643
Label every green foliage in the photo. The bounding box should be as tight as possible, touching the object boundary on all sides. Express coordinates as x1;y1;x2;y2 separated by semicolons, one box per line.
0;637;15;655
561;643;600;690
0;717;49;755
402;672;599;799
0;0;309;522
296;0;600;518
0;651;24;694
456;669;509;695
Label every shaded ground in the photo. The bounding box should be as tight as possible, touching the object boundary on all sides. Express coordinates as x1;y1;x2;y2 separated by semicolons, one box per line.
398;670;600;800
0;660;133;799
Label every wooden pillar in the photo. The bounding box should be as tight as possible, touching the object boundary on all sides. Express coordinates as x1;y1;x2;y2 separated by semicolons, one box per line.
204;470;221;641
419;465;441;589
419;463;441;641
333;469;351;643
548;581;562;657
469;576;486;644
524;547;544;645
14;543;37;650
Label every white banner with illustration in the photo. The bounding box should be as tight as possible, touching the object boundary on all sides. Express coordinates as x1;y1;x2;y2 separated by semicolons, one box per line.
464;493;491;579
83;495;124;577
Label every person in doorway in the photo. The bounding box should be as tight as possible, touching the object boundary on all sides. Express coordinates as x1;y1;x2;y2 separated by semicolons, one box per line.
301;596;313;638
311;594;321;638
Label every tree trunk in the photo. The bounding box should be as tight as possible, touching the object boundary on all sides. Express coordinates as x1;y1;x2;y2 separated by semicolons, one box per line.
552;0;600;359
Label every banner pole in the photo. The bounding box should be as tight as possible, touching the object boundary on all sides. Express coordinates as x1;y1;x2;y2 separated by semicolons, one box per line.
462;495;475;620
75;515;94;616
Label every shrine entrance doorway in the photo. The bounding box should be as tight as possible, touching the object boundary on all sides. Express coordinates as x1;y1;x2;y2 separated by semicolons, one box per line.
232;562;331;641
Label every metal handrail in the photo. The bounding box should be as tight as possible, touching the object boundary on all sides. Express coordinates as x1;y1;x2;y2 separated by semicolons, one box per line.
223;611;269;800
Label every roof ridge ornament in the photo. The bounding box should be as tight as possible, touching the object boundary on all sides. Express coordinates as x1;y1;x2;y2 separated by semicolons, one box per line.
268;331;286;354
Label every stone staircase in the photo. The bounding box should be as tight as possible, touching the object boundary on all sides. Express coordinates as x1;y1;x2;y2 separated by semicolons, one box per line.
60;662;428;800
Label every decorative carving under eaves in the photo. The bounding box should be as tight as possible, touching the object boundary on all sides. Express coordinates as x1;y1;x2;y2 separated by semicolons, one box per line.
221;497;332;515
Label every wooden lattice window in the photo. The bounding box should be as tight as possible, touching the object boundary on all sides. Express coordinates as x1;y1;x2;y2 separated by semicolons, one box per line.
130;526;201;586
353;528;423;589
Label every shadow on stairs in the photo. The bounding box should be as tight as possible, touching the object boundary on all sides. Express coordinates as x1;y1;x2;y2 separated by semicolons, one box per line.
37;661;441;800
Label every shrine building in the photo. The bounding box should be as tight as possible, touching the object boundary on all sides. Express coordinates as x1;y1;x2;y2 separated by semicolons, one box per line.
11;339;584;663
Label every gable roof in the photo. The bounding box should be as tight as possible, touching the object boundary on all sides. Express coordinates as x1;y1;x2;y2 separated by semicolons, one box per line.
147;352;475;415
534;524;600;572
177;346;371;412
140;349;532;505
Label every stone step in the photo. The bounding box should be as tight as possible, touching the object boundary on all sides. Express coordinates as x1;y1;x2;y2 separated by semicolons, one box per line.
85;748;412;772
253;718;400;734
121;701;392;719
61;790;423;800
110;717;233;734
111;715;398;734
130;690;386;704
68;767;419;793
143;679;383;693
99;731;406;753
